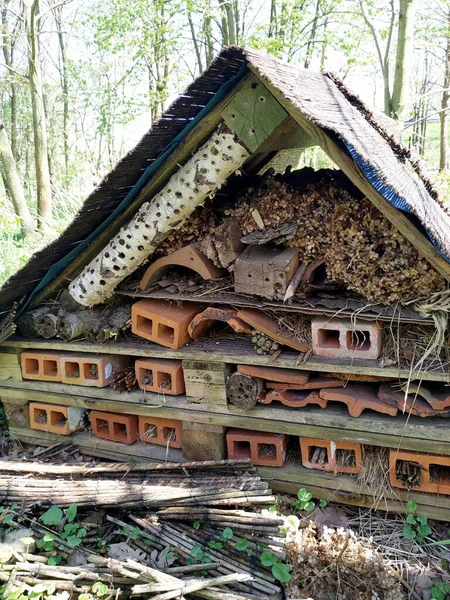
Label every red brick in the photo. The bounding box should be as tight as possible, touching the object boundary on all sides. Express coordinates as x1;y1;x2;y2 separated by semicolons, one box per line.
377;384;450;417
132;299;202;349
389;449;450;495
237;309;309;352
260;389;326;408
90;411;138;444
61;354;130;387
319;384;398;417
140;243;225;290
188;307;252;341
138;416;182;448
135;358;185;395
30;402;85;435
21;351;61;382
237;364;310;385
312;317;382;360
300;437;362;474
266;376;344;391
226;428;287;467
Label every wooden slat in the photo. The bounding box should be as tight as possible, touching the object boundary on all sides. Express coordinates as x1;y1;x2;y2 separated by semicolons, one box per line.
0;353;22;382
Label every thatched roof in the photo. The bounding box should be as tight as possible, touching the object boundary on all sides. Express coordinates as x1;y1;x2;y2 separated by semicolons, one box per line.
1;46;449;315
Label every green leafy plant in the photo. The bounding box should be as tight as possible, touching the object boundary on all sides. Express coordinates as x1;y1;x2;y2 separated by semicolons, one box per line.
234;538;249;551
40;506;64;526
37;534;56;552
187;544;211;566
260;551;291;582
60;522;87;548
220;527;234;541
403;501;432;541
193;521;201;530
208;540;223;550
120;526;141;541
431;581;450;600
319;498;328;508
295;488;315;512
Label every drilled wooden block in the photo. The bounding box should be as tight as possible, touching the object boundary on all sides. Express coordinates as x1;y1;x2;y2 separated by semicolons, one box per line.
181;422;227;461
3;401;30;429
234;245;299;299
182;360;231;406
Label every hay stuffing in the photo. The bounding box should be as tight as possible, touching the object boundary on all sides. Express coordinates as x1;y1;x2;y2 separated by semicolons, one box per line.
357;445;391;506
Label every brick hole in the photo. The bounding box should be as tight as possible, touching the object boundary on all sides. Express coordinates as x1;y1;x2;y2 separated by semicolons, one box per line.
97;418;110;433
25;358;39;374
43;359;58;377
429;463;450;484
143;369;154;386
50;411;67;428
158;323;175;344
233;440;251;459
113;422;128;440
336;448;356;467
158;371;172;391
84;363;99;380
395;459;421;487
163;427;176;442
143;424;158;441
317;329;340;349
347;330;371;351
258;443;277;460
136;315;153;336
308;446;328;465
65;361;81;379
34;408;48;424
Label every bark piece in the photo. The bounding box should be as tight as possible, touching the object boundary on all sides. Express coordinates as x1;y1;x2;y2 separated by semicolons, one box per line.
237;309;309;352
240;221;297;245
200;220;244;268
226;372;264;409
140;243;225;290
188;307;252;341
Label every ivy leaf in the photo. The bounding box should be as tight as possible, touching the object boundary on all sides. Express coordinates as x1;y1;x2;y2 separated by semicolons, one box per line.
65;504;78;523
47;555;62;566
403;524;416;539
319;498;328;508
406;514;416;525
272;562;292;583
297;488;313;502
92;581;109;597
40;506;63;526
234;539;249;551
67;535;82;548
261;551;277;567
416;515;428;526
208;540;223;549
407;500;417;513
191;544;203;557
221;527;233;540
417;524;432;538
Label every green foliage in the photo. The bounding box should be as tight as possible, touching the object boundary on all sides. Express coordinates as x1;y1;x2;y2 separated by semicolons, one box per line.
37;534;56;552
120;526;141;541
403;504;432;541
431;581;450;600
220;527;234;541
208;540;223;549
295;488;315;512
1;582;56;600
272;562;292;583
261;551;278;567
193;521;201;530
40;506;63;526
234;538;249;551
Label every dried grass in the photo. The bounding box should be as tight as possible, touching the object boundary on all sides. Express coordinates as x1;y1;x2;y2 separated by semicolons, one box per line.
357;446;391;506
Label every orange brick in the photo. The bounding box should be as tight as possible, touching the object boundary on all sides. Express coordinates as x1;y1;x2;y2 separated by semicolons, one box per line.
138;416;182;448
132;299;202;349
90;411;138;444
135;358;184;395
389;449;450;495
226;428;287;467
60;354;130;387
21;351;61;382
300;437;362;474
260;389;326;408
312;317;382;360
30;402;85;435
319;384;398;417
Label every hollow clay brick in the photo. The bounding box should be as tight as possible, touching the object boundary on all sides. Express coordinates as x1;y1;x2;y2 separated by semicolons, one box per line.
300;437;362;474
138;416;182;448
237;309;309;352
30;402;85;435
21;351;61;382
389;449;450;495
260;389;326;409
135;358;185;395
188;307;252;341
377;384;450;417
132;299;202;349
266;376;344;391
319;384;398;417
140;243;225;290
60;354;131;387
90;411;138;444
311;317;382;360
226;428;287;467
234;245;300;300
237;364;310;385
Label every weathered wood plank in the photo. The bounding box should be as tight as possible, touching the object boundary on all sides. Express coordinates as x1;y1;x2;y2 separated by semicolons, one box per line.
0;353;22;382
183;360;230;406
2;337;448;382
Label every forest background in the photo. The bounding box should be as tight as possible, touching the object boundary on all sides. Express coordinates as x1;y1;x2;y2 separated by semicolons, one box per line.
0;0;449;284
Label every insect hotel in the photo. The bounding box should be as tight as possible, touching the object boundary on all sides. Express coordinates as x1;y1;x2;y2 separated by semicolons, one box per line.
1;48;450;519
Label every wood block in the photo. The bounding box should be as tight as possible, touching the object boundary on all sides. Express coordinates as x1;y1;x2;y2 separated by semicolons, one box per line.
226;372;264;409
181;422;227;461
0;353;22;382
234;245;299;299
3;401;30;428
182;360;231;406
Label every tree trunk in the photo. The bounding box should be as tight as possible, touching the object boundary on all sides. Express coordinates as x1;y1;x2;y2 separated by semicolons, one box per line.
440;8;450;172
0;123;34;236
53;5;69;187
304;0;321;69
186;2;203;73
24;0;53;230
391;0;416;122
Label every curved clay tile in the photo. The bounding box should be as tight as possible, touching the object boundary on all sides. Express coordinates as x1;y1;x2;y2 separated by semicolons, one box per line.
188;306;252;341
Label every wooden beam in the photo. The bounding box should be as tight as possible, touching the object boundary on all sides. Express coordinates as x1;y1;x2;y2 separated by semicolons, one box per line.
0;352;22;382
248;66;450;282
